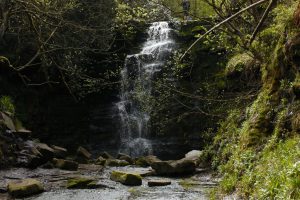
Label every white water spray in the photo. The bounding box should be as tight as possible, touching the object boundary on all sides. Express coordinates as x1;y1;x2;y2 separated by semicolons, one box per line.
117;22;175;157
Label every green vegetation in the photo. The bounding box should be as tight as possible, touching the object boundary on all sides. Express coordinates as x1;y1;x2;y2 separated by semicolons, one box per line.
1;0;300;199
0;96;15;115
206;1;300;199
67;177;97;189
163;0;214;18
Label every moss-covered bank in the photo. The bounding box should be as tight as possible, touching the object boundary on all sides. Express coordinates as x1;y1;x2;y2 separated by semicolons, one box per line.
206;1;300;199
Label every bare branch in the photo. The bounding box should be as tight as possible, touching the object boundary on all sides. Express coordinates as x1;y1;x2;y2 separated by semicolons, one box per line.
180;0;269;61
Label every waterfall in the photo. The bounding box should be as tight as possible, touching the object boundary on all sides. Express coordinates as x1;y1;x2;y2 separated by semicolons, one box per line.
116;22;175;157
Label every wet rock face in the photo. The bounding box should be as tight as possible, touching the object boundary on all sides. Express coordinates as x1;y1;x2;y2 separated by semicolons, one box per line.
110;171;142;186
7;178;44;198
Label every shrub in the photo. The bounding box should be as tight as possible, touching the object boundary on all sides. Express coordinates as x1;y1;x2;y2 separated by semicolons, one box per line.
0;96;15;115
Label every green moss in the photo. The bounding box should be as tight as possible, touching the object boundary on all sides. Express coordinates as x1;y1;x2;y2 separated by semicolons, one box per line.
7;179;44;198
240;90;275;147
135;157;149;167
211;109;242;170
224;53;256;78
179;179;196;190
67;177;97;189
110;171;142;186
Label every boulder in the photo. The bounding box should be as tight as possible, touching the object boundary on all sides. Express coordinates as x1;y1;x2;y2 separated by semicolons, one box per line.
67;176;98;189
76;146;92;159
16;153;43;169
135;155;161;167
150;158;196;176
95;156;106;165
110;171;142;186
106;159;130;167
53;158;78;171
172;159;196;174
40;161;54;169
16;142;44;168
117;153;134;164
35;143;55;160
76;146;92;164
148;180;171;187
99;151;114;159
51;145;68;158
185;150;203;166
7;179;44;198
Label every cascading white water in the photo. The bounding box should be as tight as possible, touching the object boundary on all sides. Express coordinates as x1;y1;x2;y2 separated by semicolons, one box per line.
117;22;175;157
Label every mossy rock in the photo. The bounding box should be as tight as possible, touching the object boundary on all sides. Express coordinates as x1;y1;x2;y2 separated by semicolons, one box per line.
53;158;78;171
99;151;114;159
67;176;97;189
135;157;149;167
95;156;106;165
110;171;142;186
135;155;161;167
225;53;258;79
106;159;129;167
117;153;134;164
76;146;92;159
7;179;44;198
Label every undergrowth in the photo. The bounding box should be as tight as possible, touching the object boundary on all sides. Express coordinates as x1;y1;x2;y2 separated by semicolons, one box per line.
208;1;300;199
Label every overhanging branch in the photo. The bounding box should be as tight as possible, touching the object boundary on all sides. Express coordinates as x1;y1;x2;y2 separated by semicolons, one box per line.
180;0;269;61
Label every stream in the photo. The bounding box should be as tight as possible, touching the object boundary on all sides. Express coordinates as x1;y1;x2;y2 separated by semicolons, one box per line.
0;165;217;200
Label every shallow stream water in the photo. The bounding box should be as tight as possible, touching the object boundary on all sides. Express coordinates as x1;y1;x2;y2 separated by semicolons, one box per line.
0;165;217;200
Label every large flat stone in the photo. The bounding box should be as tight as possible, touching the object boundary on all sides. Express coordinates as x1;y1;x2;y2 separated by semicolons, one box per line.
110;171;142;186
7;179;44;198
148;180;171;187
151;158;196;176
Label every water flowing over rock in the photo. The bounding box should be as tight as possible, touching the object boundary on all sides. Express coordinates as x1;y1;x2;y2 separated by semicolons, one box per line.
117;22;175;157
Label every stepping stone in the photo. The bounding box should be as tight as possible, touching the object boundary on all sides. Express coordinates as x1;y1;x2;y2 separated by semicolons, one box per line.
7;179;44;198
110;171;142;186
148;180;171;187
